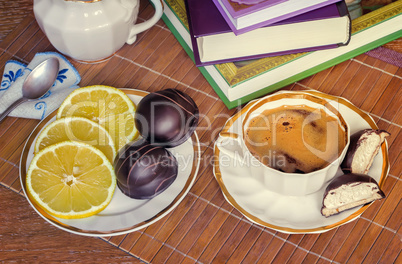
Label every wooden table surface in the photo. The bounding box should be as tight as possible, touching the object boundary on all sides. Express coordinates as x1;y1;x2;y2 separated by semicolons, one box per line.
1;1;401;263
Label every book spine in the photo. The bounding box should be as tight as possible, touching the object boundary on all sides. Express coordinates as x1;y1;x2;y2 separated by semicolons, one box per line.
234;0;344;35
337;0;349;16
183;0;204;66
337;0;352;47
212;0;240;34
225;0;288;18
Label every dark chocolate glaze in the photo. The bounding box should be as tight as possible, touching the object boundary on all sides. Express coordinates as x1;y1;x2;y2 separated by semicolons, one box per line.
321;173;385;216
340;129;366;173
341;129;389;173
135;89;199;147
322;173;385;199
114;138;178;199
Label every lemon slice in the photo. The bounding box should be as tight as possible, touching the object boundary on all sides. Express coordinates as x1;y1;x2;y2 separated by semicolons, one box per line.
34;117;116;163
26;141;116;219
56;85;138;151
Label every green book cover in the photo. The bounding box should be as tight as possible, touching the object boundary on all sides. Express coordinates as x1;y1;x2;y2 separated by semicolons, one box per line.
162;0;402;109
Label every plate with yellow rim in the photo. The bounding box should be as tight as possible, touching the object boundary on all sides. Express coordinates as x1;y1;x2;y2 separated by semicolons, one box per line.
20;89;201;237
213;90;389;234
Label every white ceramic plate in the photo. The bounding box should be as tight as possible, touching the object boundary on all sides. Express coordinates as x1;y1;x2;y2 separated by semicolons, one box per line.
20;89;200;237
213;90;389;234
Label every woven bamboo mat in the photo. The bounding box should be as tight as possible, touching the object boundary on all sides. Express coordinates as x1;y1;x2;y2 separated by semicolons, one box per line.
0;2;401;263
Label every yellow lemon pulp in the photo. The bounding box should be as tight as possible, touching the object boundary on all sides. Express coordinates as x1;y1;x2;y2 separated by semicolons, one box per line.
56;85;138;151
26;141;116;219
34;117;116;163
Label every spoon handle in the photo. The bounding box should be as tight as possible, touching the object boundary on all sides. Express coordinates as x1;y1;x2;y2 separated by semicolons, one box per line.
0;98;28;123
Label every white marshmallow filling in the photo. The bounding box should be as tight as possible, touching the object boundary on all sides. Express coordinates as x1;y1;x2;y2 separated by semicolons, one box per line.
351;135;381;174
322;182;383;216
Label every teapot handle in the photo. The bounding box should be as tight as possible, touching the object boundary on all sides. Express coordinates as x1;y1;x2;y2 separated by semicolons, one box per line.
127;0;163;44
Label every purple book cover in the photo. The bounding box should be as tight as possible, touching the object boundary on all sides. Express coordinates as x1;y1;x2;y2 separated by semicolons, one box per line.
185;0;350;67
221;0;288;18
212;0;343;35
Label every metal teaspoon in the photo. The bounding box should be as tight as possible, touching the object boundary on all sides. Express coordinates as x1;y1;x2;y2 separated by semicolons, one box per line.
0;58;60;122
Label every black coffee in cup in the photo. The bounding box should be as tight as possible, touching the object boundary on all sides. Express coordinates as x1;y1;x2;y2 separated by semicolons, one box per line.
245;105;347;173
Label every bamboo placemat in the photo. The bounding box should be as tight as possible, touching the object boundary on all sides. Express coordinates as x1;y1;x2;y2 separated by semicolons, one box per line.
0;2;401;263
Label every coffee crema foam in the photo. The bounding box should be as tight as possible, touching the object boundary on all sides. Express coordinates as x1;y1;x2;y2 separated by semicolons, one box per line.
245;105;347;173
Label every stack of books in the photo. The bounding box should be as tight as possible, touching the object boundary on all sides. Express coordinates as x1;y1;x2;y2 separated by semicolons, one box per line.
162;0;402;108
187;0;352;66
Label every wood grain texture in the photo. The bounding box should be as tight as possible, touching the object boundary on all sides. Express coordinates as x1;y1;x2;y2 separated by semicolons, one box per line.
0;0;33;42
0;1;401;263
0;186;142;263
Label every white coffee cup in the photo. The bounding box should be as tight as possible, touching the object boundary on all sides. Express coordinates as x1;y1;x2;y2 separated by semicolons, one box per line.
216;91;350;196
34;0;163;62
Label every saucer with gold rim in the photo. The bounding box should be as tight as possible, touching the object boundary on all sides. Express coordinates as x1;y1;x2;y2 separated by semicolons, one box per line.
20;89;201;237
213;90;389;234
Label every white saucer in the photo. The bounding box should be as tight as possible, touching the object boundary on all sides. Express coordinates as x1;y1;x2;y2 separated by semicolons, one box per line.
213;90;389;234
20;89;201;237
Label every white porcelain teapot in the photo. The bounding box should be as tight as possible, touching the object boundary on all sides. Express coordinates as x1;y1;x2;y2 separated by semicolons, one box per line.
34;0;163;62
